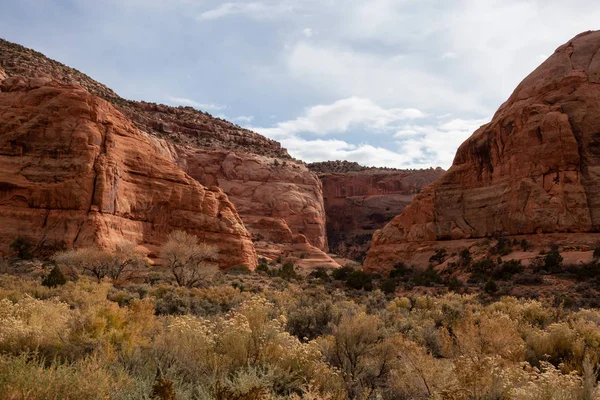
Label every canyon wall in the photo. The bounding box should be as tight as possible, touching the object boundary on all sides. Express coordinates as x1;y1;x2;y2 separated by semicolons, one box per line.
309;162;443;261
0;38;329;259
365;30;600;271
0;76;256;268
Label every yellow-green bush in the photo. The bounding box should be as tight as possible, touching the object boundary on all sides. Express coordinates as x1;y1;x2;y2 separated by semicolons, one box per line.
2;268;600;399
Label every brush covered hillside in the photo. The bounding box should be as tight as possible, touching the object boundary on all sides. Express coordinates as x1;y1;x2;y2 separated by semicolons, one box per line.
4;254;600;399
0;38;335;269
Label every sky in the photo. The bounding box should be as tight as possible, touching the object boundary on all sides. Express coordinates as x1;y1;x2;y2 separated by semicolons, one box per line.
0;0;598;168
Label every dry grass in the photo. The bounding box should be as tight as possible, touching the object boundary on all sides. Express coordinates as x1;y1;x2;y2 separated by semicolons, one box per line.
2;252;600;399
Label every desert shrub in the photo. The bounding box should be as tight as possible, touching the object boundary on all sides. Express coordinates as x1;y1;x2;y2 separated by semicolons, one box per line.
412;266;442;287
331;266;355;281
225;265;252;275
543;246;564;273
526;322;582;371
10;237;34;260
151;369;176;400
388;262;412;280
153;296;342;396
345;270;373;291
380;278;397;294
484;279;498;294
468;258;496;283
492;259;524;280
319;311;394;398
514;273;543;285
286;291;339;341
521;239;531;251
429;249;447;264
256;263;270;275
459;248;472;266
565;261;600;281
153;285;247;317
308;267;330;282
4;263;600;399
161;231;218;288
594;246;600;260
42;266;67;288
53;242;145;283
447;276;464;292
490;237;513;256
278;262;298;280
0;296;71;357
0;354;131;400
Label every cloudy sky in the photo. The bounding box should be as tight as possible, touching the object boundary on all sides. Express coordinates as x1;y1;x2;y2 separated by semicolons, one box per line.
1;0;598;168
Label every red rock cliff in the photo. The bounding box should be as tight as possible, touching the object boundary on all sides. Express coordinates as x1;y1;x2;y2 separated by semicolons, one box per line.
0;38;328;254
0;77;256;268
158;147;328;250
365;30;600;270
309;162;443;261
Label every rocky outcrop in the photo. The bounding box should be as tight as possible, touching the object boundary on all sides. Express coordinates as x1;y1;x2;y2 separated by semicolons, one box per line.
365;30;600;271
0;38;287;158
0;38;329;257
0;77;257;268
311;167;444;261
169;148;328;250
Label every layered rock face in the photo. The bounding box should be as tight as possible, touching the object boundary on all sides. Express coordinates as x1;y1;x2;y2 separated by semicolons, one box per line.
0;39;287;158
0;77;256;268
309;162;443;261
180;150;327;250
365;30;600;270
0;38;328;255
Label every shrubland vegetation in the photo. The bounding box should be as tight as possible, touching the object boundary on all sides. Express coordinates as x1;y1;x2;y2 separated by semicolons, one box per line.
3;235;600;398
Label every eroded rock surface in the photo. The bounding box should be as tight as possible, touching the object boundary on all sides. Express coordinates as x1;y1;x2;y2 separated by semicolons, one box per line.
0;38;329;260
310;164;444;261
366;30;600;271
0;77;256;268
174;149;328;251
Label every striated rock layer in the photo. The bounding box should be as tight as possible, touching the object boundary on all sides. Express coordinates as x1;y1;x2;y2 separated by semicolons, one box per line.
0;38;329;255
0;77;257;268
366;30;600;271
310;165;444;261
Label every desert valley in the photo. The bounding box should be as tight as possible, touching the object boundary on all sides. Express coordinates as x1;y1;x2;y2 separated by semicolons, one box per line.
3;14;600;400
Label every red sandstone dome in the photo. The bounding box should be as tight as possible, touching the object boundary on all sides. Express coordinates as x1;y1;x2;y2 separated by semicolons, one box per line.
365;30;600;270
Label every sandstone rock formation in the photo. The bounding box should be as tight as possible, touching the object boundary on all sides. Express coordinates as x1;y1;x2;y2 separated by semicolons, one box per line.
0;39;286;158
309;162;443;261
178;150;328;250
0;38;329;258
365;30;600;271
0;76;256;268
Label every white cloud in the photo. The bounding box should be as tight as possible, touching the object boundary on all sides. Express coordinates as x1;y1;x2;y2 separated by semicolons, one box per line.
279;136;419;168
441;52;458;60
166;96;226;111
252;97;425;138
393;118;489;167
302;28;313;37
252;96;488;168
285;41;491;115
197;1;295;20
233;115;255;123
